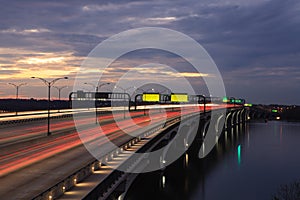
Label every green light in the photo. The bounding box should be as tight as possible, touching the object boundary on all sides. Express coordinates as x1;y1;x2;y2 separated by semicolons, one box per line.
272;109;278;113
244;103;252;107
222;97;229;103
235;99;242;103
237;145;241;165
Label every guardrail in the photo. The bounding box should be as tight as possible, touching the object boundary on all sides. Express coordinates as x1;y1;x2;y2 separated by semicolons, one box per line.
0;114;73;126
0;110;119;126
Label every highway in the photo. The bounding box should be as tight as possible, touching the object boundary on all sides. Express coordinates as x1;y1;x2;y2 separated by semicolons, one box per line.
0;104;209;145
0;110;150;146
0;104;236;199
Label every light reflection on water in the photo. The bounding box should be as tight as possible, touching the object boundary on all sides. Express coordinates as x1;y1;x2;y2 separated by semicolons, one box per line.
125;121;300;200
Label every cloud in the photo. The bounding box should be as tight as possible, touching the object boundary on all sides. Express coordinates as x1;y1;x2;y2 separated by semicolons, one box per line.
0;47;80;80
0;69;21;75
0;28;51;35
0;0;299;104
81;1;146;12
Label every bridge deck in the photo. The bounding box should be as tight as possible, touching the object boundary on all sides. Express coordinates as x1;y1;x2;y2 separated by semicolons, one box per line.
0;109;183;199
0;105;238;199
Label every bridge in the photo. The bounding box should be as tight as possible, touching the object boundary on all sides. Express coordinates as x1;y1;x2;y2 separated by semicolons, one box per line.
0;92;252;200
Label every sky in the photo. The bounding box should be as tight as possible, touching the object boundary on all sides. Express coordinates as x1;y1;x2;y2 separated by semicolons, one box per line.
0;0;299;105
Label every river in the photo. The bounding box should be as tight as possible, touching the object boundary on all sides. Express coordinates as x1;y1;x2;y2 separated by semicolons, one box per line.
125;121;300;200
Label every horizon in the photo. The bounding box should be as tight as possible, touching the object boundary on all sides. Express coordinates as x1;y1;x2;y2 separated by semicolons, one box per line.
0;97;298;107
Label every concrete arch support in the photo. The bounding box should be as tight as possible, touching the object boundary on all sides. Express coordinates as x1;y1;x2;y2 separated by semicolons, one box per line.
225;112;232;129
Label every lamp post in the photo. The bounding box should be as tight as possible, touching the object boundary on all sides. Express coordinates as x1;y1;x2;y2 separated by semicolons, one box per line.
8;82;27;99
31;76;68;136
54;86;68;113
114;85;135;119
53;86;68;100
84;82;110;124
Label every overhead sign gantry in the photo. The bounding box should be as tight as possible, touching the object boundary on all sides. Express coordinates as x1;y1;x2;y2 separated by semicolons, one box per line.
142;93;160;102
69;90;131;110
170;93;188;102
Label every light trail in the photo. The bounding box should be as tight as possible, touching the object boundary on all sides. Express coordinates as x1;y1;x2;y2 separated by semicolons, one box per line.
0;104;238;177
0;110;149;144
0;109;180;176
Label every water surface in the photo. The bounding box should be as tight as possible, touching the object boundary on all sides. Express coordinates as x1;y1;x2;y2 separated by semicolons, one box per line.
126;121;300;200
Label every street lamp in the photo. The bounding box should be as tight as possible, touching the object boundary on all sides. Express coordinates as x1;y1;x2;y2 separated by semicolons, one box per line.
31;76;68;136
84;82;110;124
53;86;68;100
8;82;27;99
54;86;68;113
114;85;135;119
